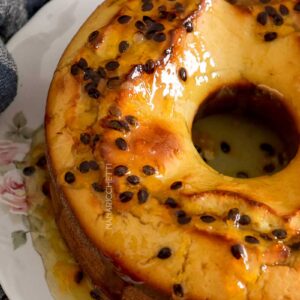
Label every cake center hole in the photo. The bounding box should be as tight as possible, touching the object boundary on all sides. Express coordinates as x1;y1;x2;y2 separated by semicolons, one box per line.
192;83;299;178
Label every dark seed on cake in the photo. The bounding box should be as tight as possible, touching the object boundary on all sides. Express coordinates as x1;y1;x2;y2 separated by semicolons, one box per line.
260;0;270;3
167;12;177;22
170;181;183;190
143;59;156;74
143;15;155;26
135;20;146;31
127;175;140;185
89;160;99;171
176;210;186;218
80;133;91;145
200;215;216;223
83;68;93;81
227;208;240;221
145;31;155;40
159;10;168;19
238;214;251;225
23;166;35;176
157;247;172;259
138;188;149;204
108;106;122;118
264;32;278;42
153;32;166;42
65;171;75;184
256;12;268;25
90;288;102;300
119;191;134;202
74;270;84;284
142;165;156;176
125;115;139;127
178;67;187;81
114;165;128;176
231;244;244;259
107;77;122;89
260;233;273;241
150;22;165;33
93;134;101;146
294;2;300;12
290;242;300;251
115;138;128;151
36;155;47;168
85;82;96;92
158;5;167;12
272;229;287;240
260;143;275;156
105;61;120;71
42;182;50;196
88;87;101;99
107;120;129;132
279;4;289;15
273;14;283;26
97;66;107;78
175;2;184;13
117;15;132;24
79;161;90;173
119;40;130;53
88;30;99;43
236;171;249;178
77;58;88;69
263;163;275;173
165;197;178;208
184;21;193;32
142;2;154;11
178;214;192;224
265;5;277;17
220;141;230;153
245;235;259;244
92;182;105;192
71;64;80;75
173;284;184;297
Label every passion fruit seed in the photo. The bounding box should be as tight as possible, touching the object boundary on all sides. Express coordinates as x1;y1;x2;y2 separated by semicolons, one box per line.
114;165;128;176
65;172;75;184
245;235;259;244
119;191;134;202
264;32;277;42
23;166;36;176
231;244;244;259
127;175;140;185
157;247;172;259
272;229;287;240
92;182;105;192
170;181;183;190
173;284;184;297
115;138;128;150
143;165;156;175
118;15;132;24
138;188;149;204
165;197;178;208
200;215;216;223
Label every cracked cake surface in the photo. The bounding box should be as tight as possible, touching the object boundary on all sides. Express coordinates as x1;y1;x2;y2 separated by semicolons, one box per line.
46;0;300;299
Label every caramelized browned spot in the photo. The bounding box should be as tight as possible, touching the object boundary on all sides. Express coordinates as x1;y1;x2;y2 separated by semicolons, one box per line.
129;124;181;161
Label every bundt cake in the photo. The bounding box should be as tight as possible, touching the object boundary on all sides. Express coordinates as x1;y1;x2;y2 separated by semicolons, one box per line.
45;0;300;298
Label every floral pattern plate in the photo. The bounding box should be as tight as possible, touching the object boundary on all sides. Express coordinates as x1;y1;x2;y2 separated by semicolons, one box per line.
0;0;100;299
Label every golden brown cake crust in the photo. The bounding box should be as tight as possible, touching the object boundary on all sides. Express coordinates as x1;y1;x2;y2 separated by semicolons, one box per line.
46;0;300;299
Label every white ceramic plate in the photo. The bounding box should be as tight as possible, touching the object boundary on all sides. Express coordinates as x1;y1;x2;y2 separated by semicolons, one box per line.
0;1;101;299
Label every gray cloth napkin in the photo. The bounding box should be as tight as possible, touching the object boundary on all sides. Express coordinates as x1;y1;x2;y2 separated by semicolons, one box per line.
0;0;49;113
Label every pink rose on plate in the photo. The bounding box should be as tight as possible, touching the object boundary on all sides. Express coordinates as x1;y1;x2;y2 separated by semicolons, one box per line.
0;169;28;214
0;140;29;166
